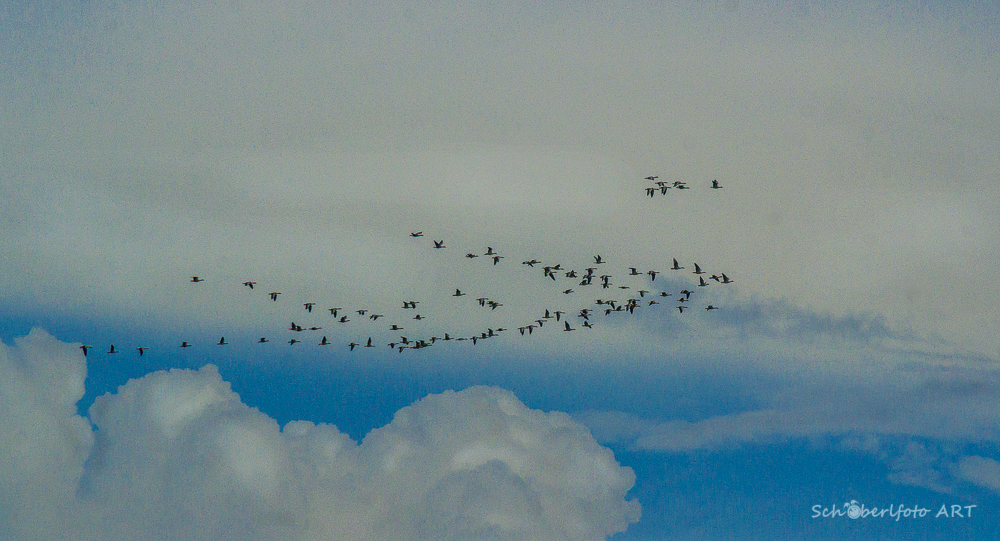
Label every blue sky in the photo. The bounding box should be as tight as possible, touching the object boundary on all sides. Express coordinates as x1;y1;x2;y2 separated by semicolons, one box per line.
2;0;999;539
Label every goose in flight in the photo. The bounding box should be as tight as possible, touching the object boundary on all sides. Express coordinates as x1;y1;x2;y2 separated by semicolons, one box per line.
319;336;330;345
410;231;423;237
485;247;496;255
645;187;656;197
338;316;350;323
705;305;719;310
677;305;686;313
288;338;300;345
453;289;466;297
390;324;403;330
477;297;488;306
348;342;359;351
108;345;118;354
369;314;382;321
356;309;367;315
180;341;192;348
492;255;503;265
522;259;540;267
671;259;684;270
217;337;228;345
80;345;92;356
564;321;574;331
711;179;723;189
698;276;709;287
466;253;479;258
243;281;256;289
413;314;424;320
402;301;419;309
594;255;605;264
720;273;734;284
693;263;705;274
258;337;269;343
269;292;281;301
137;347;148;356
433;240;446;248
190;276;204;282
365;337;374;348
304;302;315;312
629;267;640;275
645;175;659;180
329;307;341;316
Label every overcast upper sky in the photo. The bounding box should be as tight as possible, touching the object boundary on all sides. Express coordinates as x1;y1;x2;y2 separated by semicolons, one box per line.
2;0;999;539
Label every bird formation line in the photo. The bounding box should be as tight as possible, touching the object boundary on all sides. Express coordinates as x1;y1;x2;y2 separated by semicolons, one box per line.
80;223;736;357
644;176;723;197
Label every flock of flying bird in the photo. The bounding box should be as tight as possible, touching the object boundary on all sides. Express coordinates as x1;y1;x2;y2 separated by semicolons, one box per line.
80;177;733;358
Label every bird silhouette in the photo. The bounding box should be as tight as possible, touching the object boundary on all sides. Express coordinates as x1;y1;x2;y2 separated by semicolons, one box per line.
217;337;228;345
410;231;423;237
190;276;204;282
80;345;92;356
107;345;118;354
269;292;281;301
671;259;684;270
433;240;445;248
243;281;256;289
137;347;148;356
711;179;723;189
180;341;192;348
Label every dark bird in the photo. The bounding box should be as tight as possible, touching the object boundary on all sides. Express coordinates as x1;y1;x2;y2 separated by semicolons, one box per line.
698;276;709;287
309;326;322;331
180;341;192;348
218;337;228;345
348;342;359;351
304;302;315;312
582;321;593;328
492;255;503;265
671;259;684;270
693;263;705;274
720;273;734;284
190;276;204;282
564;321;574;332
645;187;656;197
365;337;374;348
80;345;92;356
594;255;605;264
243;281;256;289
629;268;640;275
563;288;574;294
477;297;488;306
319;336;330;345
357;309;368;315
433;240;445;248
413;314;424;320
466;253;479;258
137;347;148;356
522;259;541;267
338;316;350;323
488;301;502;310
329;307;341;316
645;176;659;181
107;345;118;354
485;247;497;256
711;179;723;189
390;324;403;330
288;338;300;345
370;314;383;321
453;289;465;297
677;306;686;313
705;305;719;310
410;231;423;237
402;301;419;309
269;292;281;301
258;337;269;343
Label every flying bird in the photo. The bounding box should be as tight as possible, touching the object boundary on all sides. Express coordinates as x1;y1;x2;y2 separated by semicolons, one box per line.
137;347;148;356
693;263;705;274
304;302;315;312
288;339;300;345
243;281;256;289
319;336;330;345
433;240;445;248
410;231;423;237
671;259;684;270
258;337;269;343
217;337;228;345
711;179;723;189
107;345;118;354
269;292;281;301
190;276;204;282
180;341;192;348
80;345;92;356
453;289;465;297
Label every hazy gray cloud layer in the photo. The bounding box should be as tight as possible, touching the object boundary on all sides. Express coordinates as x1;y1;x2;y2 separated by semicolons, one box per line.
1;329;639;540
2;0;998;360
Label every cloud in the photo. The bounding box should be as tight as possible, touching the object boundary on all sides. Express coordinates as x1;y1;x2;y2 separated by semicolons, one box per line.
1;329;639;540
956;456;1000;492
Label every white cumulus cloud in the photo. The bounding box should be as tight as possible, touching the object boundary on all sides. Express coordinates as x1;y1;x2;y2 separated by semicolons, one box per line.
1;329;639;540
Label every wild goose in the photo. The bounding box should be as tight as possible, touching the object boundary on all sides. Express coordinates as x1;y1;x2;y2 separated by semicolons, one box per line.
304;302;315;312
671;259;684;270
433;240;445;248
137;347;148;356
711;179;723;189
269;292;281;301
217;337;228;345
693;263;705;274
410;231;423;237
180;341;192;348
107;345;118;354
190;276;204;282
80;345;92;356
243;281;256;289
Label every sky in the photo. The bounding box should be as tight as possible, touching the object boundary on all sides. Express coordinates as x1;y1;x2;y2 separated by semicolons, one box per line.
2;0;999;539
